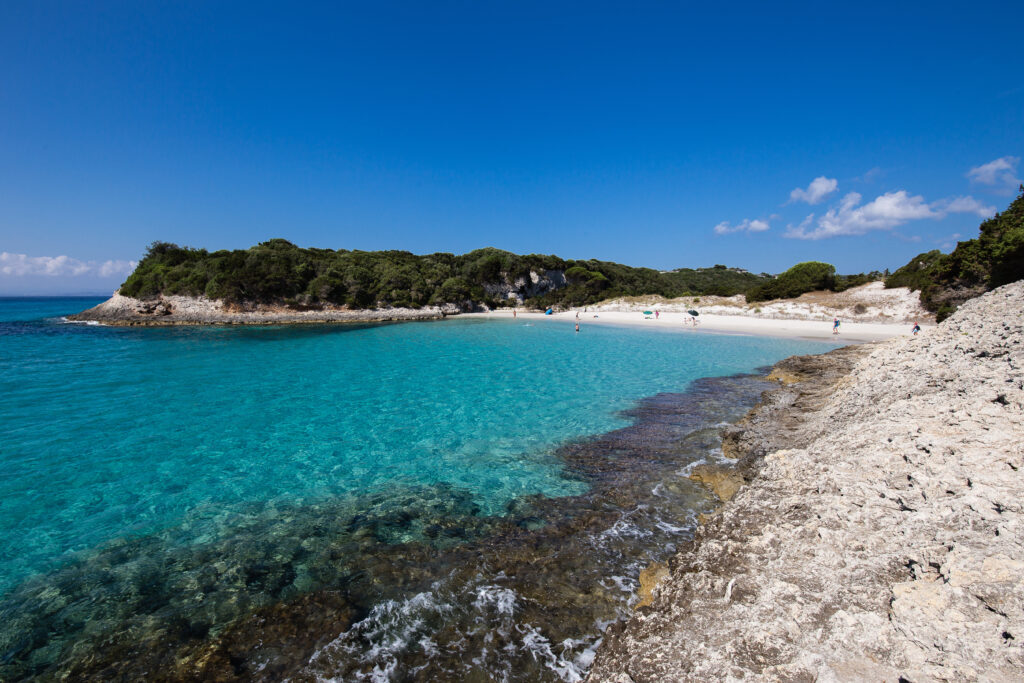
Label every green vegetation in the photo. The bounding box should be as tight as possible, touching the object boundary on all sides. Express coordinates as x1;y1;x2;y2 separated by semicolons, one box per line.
119;241;771;309
885;250;945;292
746;261;836;302
121;234;929;312
886;188;1024;321
744;262;882;302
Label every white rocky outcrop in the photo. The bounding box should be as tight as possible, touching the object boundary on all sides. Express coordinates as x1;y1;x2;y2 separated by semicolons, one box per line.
68;292;460;325
591;281;932;323
483;269;568;303
588;281;1024;681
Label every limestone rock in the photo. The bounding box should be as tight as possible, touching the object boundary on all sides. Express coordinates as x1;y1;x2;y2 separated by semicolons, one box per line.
588;281;1024;682
635;563;670;609
688;465;744;502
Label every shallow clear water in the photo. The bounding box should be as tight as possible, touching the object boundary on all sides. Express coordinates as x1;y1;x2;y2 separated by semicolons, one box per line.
0;297;837;679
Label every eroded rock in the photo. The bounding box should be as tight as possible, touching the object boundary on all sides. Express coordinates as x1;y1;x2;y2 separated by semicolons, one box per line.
589;281;1024;682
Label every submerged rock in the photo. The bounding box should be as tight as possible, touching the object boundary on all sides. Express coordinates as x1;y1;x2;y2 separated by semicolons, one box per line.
0;366;777;681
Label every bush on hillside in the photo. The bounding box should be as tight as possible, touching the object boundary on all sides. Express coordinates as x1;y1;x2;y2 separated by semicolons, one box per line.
886;188;1024;321
118;241;772;309
746;261;837;302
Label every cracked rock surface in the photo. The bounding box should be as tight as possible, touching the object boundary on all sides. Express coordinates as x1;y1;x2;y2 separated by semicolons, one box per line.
588;281;1024;682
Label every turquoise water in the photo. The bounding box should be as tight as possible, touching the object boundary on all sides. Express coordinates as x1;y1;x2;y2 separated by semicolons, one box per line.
0;297;836;678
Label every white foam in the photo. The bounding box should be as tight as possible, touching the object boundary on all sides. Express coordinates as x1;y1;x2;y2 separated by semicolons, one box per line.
58;316;101;325
655;519;690;535
309;585;455;681
573;637;601;671
517;624;587;682
603;575;637;594
595;515;654;544
472;584;518;617
418;636;439;658
676;457;708;476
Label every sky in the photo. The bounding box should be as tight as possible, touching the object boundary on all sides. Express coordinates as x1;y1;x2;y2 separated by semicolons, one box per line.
1;1;1022;295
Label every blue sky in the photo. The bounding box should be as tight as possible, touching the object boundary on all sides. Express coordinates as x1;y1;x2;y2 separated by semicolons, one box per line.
1;1;1021;294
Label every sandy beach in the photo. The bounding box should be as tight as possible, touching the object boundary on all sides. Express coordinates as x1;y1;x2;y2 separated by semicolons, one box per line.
466;308;918;343
70;282;929;341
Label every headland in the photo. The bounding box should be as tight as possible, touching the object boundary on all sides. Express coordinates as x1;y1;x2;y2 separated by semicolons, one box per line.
67;291;458;326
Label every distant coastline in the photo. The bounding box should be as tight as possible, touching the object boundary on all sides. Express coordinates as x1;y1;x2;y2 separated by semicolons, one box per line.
69;280;930;343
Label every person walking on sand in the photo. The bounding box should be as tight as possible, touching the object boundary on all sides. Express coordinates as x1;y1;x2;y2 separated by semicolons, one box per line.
655;310;660;319
513;309;517;319
575;311;580;320
832;317;841;335
912;321;921;335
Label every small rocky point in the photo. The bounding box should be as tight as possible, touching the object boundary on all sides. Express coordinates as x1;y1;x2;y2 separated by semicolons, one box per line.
588;281;1024;682
68;292;460;325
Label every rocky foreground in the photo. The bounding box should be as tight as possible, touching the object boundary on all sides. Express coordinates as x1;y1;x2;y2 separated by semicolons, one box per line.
588;281;1024;681
68;292;458;325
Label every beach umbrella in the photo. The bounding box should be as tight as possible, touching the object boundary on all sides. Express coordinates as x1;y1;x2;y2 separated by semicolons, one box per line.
687;309;699;316
642;310;653;315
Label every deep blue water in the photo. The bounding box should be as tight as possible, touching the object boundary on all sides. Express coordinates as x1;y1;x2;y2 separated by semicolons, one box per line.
0;297;837;679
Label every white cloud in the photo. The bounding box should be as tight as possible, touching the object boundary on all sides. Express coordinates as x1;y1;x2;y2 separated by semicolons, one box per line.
966;156;1021;194
933;196;997;217
856;167;883;183
788;176;839;205
98;259;137;277
713;218;770;235
0;252;137;277
784;190;996;240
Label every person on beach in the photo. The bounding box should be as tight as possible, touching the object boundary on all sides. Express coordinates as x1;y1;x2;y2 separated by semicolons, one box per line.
655;310;660;319
575;311;580;320
912;321;921;335
513;309;517;319
832;317;841;335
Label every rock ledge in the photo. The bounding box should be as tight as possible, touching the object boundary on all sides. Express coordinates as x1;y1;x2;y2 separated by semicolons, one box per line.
588;281;1024;682
67;292;459;326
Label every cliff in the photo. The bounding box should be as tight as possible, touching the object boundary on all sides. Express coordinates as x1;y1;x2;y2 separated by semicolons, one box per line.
588;281;1024;681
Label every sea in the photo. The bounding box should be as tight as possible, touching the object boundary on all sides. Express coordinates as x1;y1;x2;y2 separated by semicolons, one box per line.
0;296;838;681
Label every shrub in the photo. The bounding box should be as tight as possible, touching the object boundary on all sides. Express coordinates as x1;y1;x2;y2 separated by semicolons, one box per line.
116;242;775;310
746;261;836;302
885;188;1024;318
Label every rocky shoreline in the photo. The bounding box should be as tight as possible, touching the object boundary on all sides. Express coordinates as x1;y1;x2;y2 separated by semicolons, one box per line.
67;292;461;326
0;347;794;681
587;281;1024;681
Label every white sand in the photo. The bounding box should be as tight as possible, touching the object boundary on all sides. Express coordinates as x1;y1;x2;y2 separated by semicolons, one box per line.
465;308;919;343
